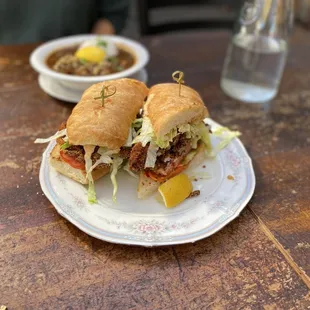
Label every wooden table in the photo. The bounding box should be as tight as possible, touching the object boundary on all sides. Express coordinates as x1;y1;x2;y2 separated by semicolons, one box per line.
1;29;309;309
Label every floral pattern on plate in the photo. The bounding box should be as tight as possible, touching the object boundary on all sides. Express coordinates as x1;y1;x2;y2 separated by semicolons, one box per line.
39;119;255;246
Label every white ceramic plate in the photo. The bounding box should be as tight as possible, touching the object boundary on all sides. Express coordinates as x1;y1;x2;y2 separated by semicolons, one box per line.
38;69;148;103
39;119;255;246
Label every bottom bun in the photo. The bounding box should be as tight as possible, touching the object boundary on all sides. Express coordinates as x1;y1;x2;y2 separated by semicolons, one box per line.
187;144;206;170
49;144;110;184
137;145;206;199
137;172;161;199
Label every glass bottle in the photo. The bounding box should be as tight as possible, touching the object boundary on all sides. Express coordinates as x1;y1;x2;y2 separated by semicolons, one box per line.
220;0;294;103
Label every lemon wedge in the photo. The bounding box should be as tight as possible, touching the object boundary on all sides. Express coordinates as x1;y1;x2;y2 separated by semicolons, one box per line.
158;173;193;208
75;46;105;63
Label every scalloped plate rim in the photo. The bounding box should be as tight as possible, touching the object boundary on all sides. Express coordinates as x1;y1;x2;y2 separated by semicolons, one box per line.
39;118;256;247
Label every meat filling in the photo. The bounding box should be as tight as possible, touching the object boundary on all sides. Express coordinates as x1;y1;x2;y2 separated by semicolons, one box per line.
129;134;193;176
154;136;192;177
65;145;85;163
56;122;120;170
55;121;132;170
119;147;131;160
59;145;109;170
129;143;149;172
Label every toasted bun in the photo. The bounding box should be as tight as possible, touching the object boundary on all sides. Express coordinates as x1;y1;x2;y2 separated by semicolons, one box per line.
49;144;110;184
67;78;148;149
187;144;207;171
137;145;206;199
137;172;161;199
144;83;208;138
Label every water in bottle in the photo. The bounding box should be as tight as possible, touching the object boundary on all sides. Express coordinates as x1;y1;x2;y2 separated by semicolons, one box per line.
221;33;288;103
220;0;294;103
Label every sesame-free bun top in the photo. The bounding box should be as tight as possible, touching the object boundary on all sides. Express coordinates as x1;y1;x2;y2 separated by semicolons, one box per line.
144;83;209;138
67;78;148;149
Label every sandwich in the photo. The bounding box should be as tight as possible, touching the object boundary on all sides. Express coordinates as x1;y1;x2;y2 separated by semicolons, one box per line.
35;78;148;202
129;83;212;198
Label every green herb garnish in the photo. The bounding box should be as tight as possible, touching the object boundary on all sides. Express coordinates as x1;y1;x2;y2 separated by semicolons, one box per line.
79;58;88;65
132;118;143;129
107;56;121;71
61;141;71;150
107;56;117;62
97;39;107;48
94;84;116;107
172;70;185;96
116;65;124;72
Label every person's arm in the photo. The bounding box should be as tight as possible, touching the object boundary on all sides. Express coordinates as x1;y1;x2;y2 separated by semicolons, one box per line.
92;0;130;34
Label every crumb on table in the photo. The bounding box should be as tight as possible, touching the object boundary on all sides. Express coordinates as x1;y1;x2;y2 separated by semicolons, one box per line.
227;175;235;180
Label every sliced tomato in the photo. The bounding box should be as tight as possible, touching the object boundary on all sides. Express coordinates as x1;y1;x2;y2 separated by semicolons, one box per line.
60;150;85;170
146;164;188;183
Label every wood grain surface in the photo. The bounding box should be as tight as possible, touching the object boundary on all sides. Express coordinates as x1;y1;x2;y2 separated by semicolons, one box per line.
0;30;309;309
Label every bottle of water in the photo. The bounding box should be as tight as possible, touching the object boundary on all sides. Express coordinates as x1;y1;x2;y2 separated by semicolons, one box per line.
221;0;294;103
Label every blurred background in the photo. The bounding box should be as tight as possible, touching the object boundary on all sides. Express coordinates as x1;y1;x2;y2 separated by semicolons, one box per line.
0;0;243;44
123;0;243;38
125;0;310;38
1;0;310;44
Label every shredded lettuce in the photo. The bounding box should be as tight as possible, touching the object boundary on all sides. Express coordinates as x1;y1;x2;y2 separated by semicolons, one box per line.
156;123;211;151
132;118;213;168
155;127;178;148
88;147;117;173
124;126;133;147
210;127;241;157
110;156;123;202
185;125;200;149
198;123;212;153
145;142;159;168
84;147;121;203
132;117;154;147
84;145;97;204
60;141;71;150
34;129;67;144
212;127;238;136
132;118;143;129
123;161;138;179
87;182;97;204
125;118;144;147
132;127;137;139
178;124;191;133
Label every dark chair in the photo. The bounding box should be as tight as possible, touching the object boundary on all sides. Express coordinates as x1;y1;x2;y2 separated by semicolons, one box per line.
137;0;238;35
